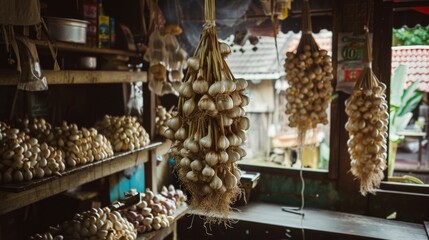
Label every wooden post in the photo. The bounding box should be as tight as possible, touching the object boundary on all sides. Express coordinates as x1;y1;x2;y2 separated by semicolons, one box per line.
373;0;393;179
143;79;158;193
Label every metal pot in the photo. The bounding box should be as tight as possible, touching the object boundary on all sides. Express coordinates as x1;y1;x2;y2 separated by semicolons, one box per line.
79;56;97;69
44;17;89;44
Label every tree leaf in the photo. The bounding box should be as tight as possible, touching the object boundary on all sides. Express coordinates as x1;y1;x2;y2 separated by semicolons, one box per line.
397;79;423;116
390;65;407;108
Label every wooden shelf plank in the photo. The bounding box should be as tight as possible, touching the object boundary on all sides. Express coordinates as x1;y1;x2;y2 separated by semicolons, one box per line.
32;39;139;57
137;205;188;240
0;142;162;215
0;70;147;85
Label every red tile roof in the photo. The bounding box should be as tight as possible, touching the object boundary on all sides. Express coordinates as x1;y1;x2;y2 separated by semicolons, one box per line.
391;46;429;92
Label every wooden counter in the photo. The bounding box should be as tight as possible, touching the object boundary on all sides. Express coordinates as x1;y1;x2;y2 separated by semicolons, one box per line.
234;202;427;240
178;202;428;240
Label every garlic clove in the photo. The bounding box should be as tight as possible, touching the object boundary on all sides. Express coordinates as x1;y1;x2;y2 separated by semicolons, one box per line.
186;171;198;182
179;82;194;98
217;135;230;150
167;116;182;131
216;95;234;111
199;134;212;149
198;95;216;112
234;78;248;91
180;157;191;167
186;57;200;71
202;165;215;177
224;171;238;189
205;151;219;167
183;98;196;117
219;151;229;163
192;77;209;94
219;42;231;57
209;175;223;190
208;81;226;97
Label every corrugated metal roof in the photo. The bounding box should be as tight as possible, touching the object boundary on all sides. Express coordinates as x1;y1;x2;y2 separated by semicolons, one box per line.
391;46;429;92
224;30;332;80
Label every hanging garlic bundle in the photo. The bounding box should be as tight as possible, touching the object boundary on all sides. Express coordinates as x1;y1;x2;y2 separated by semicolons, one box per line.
163;0;248;222
283;0;333;144
345;28;388;195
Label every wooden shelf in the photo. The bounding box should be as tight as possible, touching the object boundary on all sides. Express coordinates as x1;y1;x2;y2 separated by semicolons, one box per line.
137;205;188;240
32;39;139;57
0;70;147;85
0;142;162;215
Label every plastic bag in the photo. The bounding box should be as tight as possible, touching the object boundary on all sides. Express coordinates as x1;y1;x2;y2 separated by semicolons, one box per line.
16;37;48;91
127;82;144;116
336;33;368;94
0;0;41;25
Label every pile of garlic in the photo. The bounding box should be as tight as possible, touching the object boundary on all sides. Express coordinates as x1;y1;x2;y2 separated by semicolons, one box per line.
345;83;388;194
17;118;52;140
121;186;187;234
95;115;150;152
155;106;174;137
42;121;114;167
0;127;65;183
0;121;9;141
16;118;114;167
31;207;136;240
284;45;333;130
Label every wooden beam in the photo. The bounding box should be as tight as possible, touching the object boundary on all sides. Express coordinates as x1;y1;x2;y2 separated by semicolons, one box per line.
0;70;147;85
0;143;162;215
32;39;139;57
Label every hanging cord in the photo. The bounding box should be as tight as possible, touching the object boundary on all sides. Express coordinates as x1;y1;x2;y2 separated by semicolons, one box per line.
270;0;281;72
298;134;305;240
299;1;310;239
203;0;216;29
140;0;147;36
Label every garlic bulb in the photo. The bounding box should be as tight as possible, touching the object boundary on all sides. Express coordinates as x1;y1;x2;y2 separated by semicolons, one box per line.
193;74;209;94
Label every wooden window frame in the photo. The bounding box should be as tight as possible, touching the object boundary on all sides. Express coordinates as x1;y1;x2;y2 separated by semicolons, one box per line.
239;0;429;196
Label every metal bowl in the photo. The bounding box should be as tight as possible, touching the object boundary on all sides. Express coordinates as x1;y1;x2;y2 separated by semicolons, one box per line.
44;17;89;44
79;56;97;69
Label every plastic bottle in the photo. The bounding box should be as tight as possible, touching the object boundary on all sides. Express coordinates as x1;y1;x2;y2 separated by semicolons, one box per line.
97;0;110;48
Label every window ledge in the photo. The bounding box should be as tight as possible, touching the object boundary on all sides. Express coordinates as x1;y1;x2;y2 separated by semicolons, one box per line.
379;181;429;195
238;162;329;180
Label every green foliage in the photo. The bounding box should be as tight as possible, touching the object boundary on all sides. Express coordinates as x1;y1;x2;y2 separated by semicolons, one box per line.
393;25;429;46
389;65;423;143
